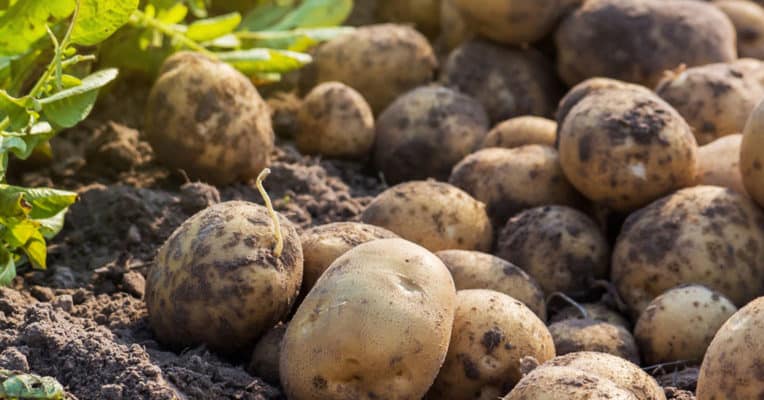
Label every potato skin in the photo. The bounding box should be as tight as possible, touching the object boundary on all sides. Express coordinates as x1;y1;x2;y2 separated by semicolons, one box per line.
427;289;555;400
715;0;764;59
696;134;746;194
361;181;493;252
556;0;737;87
145;52;274;185
741;98;764;207
436;250;547;320
145;201;303;354
374;85;489;183
611;186;764;316
481;116;557;149
248;323;286;385
548;319;640;364
376;0;440;38
550;303;630;328
280;238;456;400
438;0;473;51
503;365;638;400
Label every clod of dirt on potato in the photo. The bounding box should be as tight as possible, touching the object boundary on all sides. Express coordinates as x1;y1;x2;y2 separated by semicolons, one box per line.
714;0;764;59
695;133;746;194
481;116;557;149
741;96;764;208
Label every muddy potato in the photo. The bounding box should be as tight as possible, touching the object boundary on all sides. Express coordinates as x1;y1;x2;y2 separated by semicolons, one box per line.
248;323;286;385
555;78;654;130
481;116;557;149
556;0;737;87
558;84;698;211
426;289;555;400
145;52;274;185
374;85;489;183
280;238;456;400
741;98;764;207
376;0;440;38
361;181;493;252
449;146;583;227
296;82;375;159
436;250;547;320
503;365;638;400
145;201;303;354
634;285;737;364
550;303;630;328
496;206;609;296
696;134;746;194
548;319;640;364
715;0;764;59
612;186;764;316
442;40;560;124
300;24;437;114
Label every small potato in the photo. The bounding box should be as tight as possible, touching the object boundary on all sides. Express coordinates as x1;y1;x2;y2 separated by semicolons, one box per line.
481;116;557;149
634;285;737;364
426;289;555;400
376;0;440;38
503;365;638;400
449;146;583;227
280;238;456;400
296;82;375;159
374;85;489;183
550;303;630;328
548;319;640;364
696;134;746;194
436;250;547;320
496;206;609;296
741;97;764;207
361;181;493;252
248;323;286;385
714;0;764;59
145;52;274;185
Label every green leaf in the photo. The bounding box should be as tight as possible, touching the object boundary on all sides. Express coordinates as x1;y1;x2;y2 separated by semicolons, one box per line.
39;68;118;128
267;0;352;30
21;228;46;269
0;189;31;220
156;2;188;24
0;91;31;131
186;12;241;42
0;185;77;220
186;0;207;18
2;219;37;249
239;1;296;32
217;48;311;74
0;247;16;286
70;0;140;46
238;26;354;51
0;0;75;55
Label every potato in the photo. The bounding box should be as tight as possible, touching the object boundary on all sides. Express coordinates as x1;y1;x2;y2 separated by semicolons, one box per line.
550;303;630;328
299;24;437;114
548;319;640;364
442;40;560;124
503;365;638;400
555;78;654;130
714;0;764;59
361;181;493;252
557;83;698;211
496;206;609;296
696;134;746;194
280;238;456;400
634;285;737;364
696;296;764;399
481;116;557;149
611;186;764;316
449;146;583;227
248;322;286;385
145;52;274;185
655;59;764;145
296;82;375;159
426;289;555;400
376;0;440;38
299;222;398;293
374;85;489;183
437;0;473;51
556;0;737;87
741;97;764;207
436;250;547;320
145;201;303;354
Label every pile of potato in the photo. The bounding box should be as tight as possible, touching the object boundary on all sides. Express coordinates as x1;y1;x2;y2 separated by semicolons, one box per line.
142;0;764;398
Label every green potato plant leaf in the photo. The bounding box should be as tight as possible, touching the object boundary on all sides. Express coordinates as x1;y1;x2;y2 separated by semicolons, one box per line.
216;48;311;74
186;12;242;42
266;0;352;30
0;0;75;55
0;248;15;287
38;68;118;128
70;0;140;46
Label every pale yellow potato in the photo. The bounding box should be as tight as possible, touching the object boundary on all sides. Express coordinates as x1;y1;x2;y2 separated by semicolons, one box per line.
481;116;557;149
503;365;638;400
714;0;764;59
696;133;746;194
548;319;640;364
741;97;764;207
550;303;630;328
248;322;286;385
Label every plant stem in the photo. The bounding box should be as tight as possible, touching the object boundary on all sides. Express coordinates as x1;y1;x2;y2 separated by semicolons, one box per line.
256;168;284;257
130;9;215;57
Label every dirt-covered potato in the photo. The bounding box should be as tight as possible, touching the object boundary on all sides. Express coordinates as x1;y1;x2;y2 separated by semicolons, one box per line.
376;0;440;38
449;146;583;227
442;40;560;124
556;0;737;87
426;289;555;400
696;296;764;399
555;78;654;130
481;116;557;149
655;59;764;145
548;319;640;364
145;201;303;354
361;181;493;252
715;0;764;59
299;222;398;293
741;98;764;207
558;83;698;211
374;85;489;183
280;238;456;400
145;52;274;185
436;250;547;320
612;186;764;315
296;82;374;159
550;303;630;328
299;24;437;113
634;285;737;364
496;206;609;296
248;322;286;385
503;365;638;400
696;134;746;194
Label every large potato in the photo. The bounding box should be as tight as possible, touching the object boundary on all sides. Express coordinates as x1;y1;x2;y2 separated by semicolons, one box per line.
550;303;630;328
715;0;764;59
696;134;746;194
481;116;557;149
741;97;764;207
555;78;653;130
361;181;493;252
503;365;638;400
611;186;764;316
556;0;737;87
145;52;274;185
548;319;640;364
280;238;456;400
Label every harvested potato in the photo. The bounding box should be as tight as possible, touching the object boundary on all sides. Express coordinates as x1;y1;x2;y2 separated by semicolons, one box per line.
556;0;737;87
481;116;557;149
611;186;764;316
655;59;764;145
374;85;489;183
296;82;375;159
442;40;559;123
634;285;737;364
299;222;398;293
548;319;640;364
145;200;303;354
741;98;764;207
449;146;583;227
438;0;473;51
696;296;764;399
248;323;286;385
361;181;493;252
696;134;746;194
145;52;274;185
280;238;456;400
299;24;437;113
557;83;698;211
550;303;630;328
503;365;638;400
376;0;440;38
555;78;653;131
715;0;764;59
436;250;547;320
496;206;609;296
427;289;555;400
